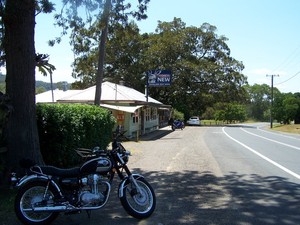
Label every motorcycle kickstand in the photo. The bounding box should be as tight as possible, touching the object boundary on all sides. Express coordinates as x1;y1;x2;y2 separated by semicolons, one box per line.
85;210;92;219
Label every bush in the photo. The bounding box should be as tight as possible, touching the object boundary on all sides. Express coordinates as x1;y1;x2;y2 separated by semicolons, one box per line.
36;104;116;167
172;109;185;121
214;103;247;123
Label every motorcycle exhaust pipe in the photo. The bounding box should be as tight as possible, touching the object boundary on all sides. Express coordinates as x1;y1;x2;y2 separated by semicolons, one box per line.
24;205;104;212
23;205;76;212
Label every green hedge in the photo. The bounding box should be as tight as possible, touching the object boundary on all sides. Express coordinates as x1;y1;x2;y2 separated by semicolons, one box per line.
36;103;116;167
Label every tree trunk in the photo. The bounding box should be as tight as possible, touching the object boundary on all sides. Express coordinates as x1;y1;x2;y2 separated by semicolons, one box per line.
4;0;44;173
94;0;111;105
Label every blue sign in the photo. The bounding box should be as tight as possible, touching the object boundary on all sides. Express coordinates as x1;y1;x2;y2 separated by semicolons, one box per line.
147;70;172;87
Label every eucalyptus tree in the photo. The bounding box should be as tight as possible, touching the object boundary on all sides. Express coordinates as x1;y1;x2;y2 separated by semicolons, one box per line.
54;0;149;104
273;92;299;124
142;18;247;117
244;84;272;121
71;21;146;90
105;22;147;90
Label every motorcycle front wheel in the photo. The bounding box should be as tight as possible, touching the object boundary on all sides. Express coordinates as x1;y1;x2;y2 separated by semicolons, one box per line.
120;177;156;219
15;180;59;225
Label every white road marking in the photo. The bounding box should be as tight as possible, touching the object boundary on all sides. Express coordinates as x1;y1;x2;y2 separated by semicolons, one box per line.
222;127;300;180
240;128;300;151
257;126;300;141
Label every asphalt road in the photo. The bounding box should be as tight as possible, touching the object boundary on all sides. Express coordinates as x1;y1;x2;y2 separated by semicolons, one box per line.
206;123;300;184
6;124;300;225
204;123;300;224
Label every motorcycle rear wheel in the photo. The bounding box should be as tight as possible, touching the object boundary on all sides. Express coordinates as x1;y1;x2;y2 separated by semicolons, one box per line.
15;180;60;225
120;177;156;219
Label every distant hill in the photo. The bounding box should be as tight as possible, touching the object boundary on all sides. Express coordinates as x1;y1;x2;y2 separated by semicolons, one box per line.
0;74;71;91
36;80;71;91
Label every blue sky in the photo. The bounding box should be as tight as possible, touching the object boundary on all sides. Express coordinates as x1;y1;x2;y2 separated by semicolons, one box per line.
34;0;300;93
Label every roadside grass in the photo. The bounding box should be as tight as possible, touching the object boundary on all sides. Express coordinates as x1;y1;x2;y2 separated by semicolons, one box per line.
201;119;300;136
201;120;226;126
272;123;300;134
200;119;258;126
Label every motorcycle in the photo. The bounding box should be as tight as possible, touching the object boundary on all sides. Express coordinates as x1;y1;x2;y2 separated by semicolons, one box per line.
11;129;156;225
171;120;185;131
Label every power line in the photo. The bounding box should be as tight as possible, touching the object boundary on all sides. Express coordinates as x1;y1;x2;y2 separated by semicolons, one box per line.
271;44;300;74
274;71;300;85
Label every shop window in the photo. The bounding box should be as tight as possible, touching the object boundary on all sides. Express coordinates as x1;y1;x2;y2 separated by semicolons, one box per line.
132;114;139;123
145;108;150;121
150;107;157;120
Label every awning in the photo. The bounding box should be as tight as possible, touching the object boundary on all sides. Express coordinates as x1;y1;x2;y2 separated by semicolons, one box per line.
100;104;143;113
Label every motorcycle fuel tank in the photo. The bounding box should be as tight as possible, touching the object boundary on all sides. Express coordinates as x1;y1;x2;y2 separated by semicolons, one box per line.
80;157;112;174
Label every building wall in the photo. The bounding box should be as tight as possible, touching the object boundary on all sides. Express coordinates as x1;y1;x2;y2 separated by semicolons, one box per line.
124;106;159;138
111;106;163;139
143;106;159;133
127;109;141;138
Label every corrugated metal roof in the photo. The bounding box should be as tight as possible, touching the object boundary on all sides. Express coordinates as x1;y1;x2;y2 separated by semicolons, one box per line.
35;89;82;103
58;81;163;105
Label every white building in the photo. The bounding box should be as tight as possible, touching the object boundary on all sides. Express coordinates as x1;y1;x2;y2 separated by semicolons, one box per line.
36;81;171;138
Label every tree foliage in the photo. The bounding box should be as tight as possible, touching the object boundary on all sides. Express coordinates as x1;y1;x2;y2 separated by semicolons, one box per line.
244;84;273;121
244;84;300;124
0;1;55;67
171;109;184;121
36;53;56;76
214;102;246;123
294;92;300;124
71;17;247;119
53;0;149;104
273;92;300;124
143;19;247;118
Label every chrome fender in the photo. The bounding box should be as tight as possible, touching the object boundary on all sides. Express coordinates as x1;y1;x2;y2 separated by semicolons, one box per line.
16;174;62;194
118;174;144;198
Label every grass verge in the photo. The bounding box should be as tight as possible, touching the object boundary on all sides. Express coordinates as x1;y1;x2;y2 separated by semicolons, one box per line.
272;124;300;134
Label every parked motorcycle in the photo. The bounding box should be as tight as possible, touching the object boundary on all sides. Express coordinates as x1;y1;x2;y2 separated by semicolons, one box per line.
171;120;185;131
11;129;156;225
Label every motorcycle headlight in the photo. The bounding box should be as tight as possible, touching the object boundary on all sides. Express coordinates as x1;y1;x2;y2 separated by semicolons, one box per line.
10;172;18;187
122;150;131;163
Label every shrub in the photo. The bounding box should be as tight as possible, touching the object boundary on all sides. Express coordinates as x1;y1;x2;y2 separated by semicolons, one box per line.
172;109;185;121
36;103;116;167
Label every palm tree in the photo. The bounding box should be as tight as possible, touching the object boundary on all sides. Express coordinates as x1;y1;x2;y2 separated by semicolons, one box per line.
36;53;56;101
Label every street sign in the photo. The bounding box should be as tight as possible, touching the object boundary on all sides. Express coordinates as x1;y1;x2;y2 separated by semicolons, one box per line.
147;70;172;87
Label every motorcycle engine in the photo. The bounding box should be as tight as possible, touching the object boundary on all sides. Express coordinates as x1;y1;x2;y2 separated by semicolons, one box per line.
79;174;109;206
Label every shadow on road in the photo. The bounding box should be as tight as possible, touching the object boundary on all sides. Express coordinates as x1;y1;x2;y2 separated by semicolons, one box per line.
5;170;300;225
141;170;300;225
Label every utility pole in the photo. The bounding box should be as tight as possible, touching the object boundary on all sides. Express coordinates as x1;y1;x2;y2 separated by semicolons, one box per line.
266;74;279;128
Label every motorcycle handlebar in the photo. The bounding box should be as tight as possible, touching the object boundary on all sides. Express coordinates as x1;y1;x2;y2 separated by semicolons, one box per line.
92;147;107;155
75;147;107;158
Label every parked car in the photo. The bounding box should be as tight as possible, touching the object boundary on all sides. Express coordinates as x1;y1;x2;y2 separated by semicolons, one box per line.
187;116;200;126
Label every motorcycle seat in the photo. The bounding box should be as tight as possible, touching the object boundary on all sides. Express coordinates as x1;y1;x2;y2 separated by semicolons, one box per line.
33;166;81;178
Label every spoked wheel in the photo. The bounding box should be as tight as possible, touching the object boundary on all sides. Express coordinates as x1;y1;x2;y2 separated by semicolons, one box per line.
15;181;59;225
120;177;156;219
